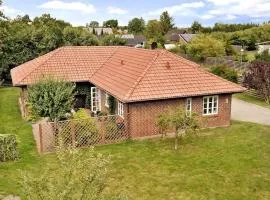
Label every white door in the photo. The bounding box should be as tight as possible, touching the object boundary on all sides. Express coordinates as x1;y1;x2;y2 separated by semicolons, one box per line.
91;87;101;113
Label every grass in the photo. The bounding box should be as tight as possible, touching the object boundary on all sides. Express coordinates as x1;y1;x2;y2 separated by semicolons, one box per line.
1;87;270;199
234;93;270;108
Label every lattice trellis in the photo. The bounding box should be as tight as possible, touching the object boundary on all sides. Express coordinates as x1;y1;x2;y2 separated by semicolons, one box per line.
33;115;128;153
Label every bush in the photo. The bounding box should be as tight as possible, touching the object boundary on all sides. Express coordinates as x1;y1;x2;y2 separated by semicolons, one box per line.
186;35;226;61
210;66;238;83
21;145;123;200
255;50;270;61
0;134;18;162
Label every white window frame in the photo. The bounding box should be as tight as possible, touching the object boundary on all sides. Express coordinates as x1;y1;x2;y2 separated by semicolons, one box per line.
91;87;101;113
118;101;124;118
203;95;218;116
105;93;109;108
186;98;192;116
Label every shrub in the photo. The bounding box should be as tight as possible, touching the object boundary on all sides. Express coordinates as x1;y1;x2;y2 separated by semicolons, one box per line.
186;35;226;61
28;78;76;121
211;66;238;83
255;50;270;61
21;145;121;200
0;134;18;162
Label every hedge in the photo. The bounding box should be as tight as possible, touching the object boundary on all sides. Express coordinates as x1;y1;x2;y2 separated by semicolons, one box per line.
0;134;18;162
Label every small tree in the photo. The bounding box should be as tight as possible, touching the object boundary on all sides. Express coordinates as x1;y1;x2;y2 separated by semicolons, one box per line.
27;78;76;121
243;61;270;104
157;108;200;150
21;145;124;200
160;11;174;35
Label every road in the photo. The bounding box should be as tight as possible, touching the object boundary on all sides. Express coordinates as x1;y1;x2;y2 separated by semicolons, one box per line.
231;97;270;125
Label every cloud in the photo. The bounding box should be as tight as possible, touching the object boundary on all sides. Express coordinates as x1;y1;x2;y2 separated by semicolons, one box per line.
146;1;205;16
205;0;270;19
38;1;96;14
0;5;24;18
201;14;214;20
107;6;128;15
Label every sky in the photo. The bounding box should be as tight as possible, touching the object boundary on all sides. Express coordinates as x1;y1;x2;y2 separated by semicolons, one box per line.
1;0;270;27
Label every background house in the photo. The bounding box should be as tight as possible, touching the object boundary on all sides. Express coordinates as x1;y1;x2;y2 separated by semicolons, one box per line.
11;46;245;138
115;34;146;48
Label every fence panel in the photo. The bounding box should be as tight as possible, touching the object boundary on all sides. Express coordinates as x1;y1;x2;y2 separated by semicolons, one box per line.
32;115;129;153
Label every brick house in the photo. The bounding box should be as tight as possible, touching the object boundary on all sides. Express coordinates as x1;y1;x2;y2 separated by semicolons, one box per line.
11;46;245;138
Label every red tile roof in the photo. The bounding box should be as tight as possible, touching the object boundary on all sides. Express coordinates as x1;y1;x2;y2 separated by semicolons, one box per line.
11;46;245;102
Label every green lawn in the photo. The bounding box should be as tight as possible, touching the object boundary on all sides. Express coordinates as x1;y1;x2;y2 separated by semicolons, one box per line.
1;87;270;199
234;93;270;108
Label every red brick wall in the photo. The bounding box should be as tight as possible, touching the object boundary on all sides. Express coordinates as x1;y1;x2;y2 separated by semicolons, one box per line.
126;94;232;138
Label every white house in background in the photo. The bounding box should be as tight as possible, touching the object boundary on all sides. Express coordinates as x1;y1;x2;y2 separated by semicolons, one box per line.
256;41;270;54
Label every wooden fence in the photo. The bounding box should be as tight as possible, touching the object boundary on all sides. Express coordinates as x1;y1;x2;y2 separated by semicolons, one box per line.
32;115;129;153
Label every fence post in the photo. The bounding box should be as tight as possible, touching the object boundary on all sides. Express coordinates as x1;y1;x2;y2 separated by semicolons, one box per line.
100;118;105;144
38;123;43;153
70;120;76;147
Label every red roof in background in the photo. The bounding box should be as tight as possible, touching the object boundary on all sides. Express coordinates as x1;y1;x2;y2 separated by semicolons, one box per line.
11;46;245;102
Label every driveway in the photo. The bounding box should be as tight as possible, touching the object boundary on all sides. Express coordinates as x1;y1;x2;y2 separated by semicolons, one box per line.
231;97;270;125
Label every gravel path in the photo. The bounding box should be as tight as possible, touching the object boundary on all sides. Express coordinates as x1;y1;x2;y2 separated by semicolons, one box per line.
231;97;270;125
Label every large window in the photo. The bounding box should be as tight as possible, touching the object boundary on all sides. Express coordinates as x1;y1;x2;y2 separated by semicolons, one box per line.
91;87;101;113
118;101;124;118
203;96;218;115
186;98;192;116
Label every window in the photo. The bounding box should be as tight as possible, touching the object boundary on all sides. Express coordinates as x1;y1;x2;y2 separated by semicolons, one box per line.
105;93;109;108
118;101;124;118
203;95;218;115
186;98;192;115
91;87;101;113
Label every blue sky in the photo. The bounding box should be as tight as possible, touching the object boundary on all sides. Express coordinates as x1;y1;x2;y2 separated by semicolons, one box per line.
1;0;270;27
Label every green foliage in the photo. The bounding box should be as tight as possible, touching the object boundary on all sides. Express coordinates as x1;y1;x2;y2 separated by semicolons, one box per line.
190;21;202;33
211;66;238;83
212;23;259;32
156;107;200;149
102;34;126;46
27;78;76;121
128;17;145;34
108;95;116;114
72;108;90;120
87;21;99;28
21;145;116;200
255;50;270;61
145;20;165;46
0;134;18;162
63;26;99;46
186;35;226;61
160;11;174;34
103;19;118;28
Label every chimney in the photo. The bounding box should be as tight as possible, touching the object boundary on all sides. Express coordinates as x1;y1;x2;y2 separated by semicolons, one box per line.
121;60;124;65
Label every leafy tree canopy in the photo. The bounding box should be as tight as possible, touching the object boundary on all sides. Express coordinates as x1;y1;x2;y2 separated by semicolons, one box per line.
101;34;126;46
186;35;226;61
160;11;174;35
145;20;165;46
87;20;99;28
190;21;202;33
103;19;118;29
128;17;145;34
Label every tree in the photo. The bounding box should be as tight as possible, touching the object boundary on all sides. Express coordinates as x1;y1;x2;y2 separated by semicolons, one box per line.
186;35;226;61
157;108;200;150
101;34;126;46
21;144;121;200
27;78;76;121
0;0;4;19
160;11;174;35
190;21;202;33
145;20;165;46
128;17;145;34
87;20;99;28
103;19;118;29
243;61;270;104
